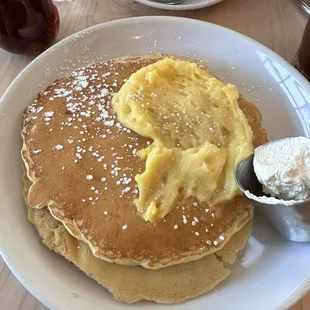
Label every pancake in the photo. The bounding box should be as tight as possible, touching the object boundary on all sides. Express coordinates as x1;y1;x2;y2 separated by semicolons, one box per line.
21;54;267;269
24;167;252;304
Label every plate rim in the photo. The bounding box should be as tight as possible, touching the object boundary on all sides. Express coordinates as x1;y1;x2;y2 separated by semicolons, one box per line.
134;0;223;10
1;15;310;310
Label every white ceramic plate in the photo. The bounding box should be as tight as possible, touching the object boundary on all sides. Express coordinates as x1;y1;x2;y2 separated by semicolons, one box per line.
135;0;222;10
0;16;310;310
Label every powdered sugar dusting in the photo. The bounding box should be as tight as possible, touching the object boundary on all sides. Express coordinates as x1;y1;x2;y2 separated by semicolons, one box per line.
25;57;225;243
53;144;63;150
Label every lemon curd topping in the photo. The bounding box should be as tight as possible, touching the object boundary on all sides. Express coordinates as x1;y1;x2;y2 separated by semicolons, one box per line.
112;58;253;222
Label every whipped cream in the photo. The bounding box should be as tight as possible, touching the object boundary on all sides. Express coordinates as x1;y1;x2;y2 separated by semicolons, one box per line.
253;136;310;201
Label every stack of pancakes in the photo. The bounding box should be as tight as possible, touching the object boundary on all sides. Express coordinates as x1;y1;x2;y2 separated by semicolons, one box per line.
21;54;267;303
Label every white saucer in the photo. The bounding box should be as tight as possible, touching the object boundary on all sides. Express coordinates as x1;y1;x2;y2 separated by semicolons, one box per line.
135;0;223;10
0;16;310;310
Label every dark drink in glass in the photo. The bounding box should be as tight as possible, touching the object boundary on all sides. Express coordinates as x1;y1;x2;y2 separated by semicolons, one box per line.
293;17;310;81
0;0;59;55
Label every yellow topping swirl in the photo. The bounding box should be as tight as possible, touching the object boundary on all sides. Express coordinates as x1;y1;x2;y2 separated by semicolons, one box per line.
112;58;253;222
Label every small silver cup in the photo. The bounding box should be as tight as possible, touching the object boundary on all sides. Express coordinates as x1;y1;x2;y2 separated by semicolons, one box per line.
235;155;310;242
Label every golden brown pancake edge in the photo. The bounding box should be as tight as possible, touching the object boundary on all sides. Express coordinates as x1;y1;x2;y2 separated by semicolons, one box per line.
24;164;252;304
